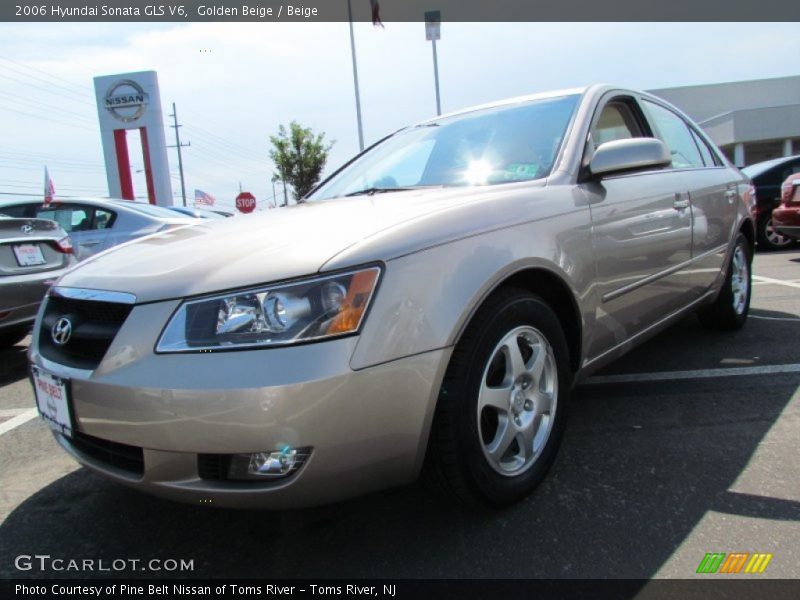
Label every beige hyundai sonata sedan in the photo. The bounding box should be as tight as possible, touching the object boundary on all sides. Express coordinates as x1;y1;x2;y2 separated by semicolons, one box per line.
29;85;754;508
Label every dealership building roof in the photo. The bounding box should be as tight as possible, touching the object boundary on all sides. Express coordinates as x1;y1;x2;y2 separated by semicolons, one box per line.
650;75;800;167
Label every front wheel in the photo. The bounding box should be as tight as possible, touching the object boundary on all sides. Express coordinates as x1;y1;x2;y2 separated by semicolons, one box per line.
425;288;572;508
698;233;752;330
757;213;794;250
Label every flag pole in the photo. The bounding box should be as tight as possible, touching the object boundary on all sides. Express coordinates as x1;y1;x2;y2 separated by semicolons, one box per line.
347;0;365;152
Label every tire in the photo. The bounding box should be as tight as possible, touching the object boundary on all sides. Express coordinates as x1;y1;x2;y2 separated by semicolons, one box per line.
757;212;794;251
425;288;572;508
698;233;752;331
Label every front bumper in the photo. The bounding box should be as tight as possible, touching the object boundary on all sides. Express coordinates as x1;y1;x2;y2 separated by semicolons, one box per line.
29;299;451;508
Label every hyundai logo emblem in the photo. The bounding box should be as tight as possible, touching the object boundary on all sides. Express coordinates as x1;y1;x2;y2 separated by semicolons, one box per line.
51;317;73;346
20;224;33;235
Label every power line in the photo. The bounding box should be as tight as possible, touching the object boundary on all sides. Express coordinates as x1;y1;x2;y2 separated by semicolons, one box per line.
0;56;93;95
0;90;96;125
0;60;95;104
0;104;97;132
0;71;96;108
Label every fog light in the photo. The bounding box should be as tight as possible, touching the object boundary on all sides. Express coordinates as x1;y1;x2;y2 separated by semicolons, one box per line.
248;448;297;477
223;447;311;481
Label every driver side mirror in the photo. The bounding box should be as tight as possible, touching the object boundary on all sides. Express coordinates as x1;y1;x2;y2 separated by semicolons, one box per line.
588;138;671;178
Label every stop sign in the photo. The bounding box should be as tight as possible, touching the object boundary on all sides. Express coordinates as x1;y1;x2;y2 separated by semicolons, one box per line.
235;192;256;214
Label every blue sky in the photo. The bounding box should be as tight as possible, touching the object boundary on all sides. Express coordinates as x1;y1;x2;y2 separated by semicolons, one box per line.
1;22;798;209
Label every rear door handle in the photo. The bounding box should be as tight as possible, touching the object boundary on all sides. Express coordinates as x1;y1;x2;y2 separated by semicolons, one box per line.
725;190;737;203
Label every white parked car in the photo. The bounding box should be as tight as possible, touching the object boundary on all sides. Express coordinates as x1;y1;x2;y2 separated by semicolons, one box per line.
0;198;200;260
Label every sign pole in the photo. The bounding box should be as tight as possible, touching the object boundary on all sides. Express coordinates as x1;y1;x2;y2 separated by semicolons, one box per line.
425;11;442;117
432;39;441;116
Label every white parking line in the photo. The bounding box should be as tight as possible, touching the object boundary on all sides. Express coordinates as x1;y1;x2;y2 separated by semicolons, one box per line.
585;363;800;385
752;275;800;289
0;408;38;437
750;315;800;322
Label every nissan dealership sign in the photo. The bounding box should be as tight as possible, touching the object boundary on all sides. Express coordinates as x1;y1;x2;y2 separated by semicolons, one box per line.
94;71;172;205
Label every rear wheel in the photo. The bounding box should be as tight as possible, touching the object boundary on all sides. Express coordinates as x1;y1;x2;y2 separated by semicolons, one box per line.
698;233;752;330
425;288;572;508
757;213;793;250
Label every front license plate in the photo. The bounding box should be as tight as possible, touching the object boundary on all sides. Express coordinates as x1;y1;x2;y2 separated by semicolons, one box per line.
32;367;73;437
13;244;46;267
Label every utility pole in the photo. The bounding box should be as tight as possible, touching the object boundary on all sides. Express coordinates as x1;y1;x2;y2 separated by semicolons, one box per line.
168;102;190;207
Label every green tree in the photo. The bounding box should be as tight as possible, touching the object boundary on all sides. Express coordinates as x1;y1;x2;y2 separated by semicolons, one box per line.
269;122;334;202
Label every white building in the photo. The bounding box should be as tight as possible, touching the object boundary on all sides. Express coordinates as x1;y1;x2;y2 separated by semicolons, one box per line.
650;75;800;167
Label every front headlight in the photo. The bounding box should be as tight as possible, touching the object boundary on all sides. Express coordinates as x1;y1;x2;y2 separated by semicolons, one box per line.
156;266;381;352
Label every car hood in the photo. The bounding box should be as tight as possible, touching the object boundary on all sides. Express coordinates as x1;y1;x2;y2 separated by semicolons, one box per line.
56;183;547;303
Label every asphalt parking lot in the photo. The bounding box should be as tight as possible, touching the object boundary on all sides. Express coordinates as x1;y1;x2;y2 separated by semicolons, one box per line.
0;248;798;581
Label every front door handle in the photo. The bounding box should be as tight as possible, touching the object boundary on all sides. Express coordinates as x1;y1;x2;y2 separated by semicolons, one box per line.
724;190;737;204
673;196;690;210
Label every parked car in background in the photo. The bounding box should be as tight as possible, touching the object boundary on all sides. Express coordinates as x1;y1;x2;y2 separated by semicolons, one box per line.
167;206;227;219
28;85;754;509
741;155;800;249
772;173;800;241
0;215;75;347
0;198;201;260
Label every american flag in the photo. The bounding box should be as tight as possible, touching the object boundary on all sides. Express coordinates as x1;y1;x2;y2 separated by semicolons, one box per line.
44;166;55;206
194;189;216;207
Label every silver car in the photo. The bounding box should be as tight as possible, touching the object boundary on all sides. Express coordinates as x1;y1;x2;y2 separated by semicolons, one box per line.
0;216;76;347
0;198;199;260
28;85;754;508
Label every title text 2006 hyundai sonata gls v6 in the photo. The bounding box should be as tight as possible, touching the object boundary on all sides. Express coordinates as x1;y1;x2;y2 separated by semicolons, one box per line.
29;85;754;508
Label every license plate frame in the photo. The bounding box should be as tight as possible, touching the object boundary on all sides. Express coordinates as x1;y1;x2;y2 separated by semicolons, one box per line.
31;366;74;438
13;243;46;267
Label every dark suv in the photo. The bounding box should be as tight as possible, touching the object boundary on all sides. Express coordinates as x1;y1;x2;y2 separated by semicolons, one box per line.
742;155;800;250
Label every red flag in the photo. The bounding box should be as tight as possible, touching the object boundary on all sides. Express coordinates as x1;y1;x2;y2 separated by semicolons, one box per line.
369;0;383;27
44;166;55;206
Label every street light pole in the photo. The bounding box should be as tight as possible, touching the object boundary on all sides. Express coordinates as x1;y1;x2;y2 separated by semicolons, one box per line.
347;0;365;151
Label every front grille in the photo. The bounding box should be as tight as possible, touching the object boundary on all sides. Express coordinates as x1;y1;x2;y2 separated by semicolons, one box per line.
38;296;133;370
68;431;144;476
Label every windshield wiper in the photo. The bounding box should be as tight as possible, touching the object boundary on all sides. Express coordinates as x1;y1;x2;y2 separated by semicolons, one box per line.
343;186;422;197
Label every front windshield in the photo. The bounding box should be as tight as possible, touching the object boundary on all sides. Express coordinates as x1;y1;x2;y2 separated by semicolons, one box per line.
310;94;580;200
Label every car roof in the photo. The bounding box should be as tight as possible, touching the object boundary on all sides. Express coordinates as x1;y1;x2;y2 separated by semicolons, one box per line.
415;86;589;126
